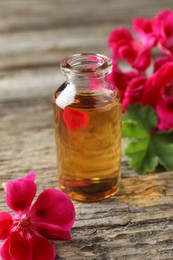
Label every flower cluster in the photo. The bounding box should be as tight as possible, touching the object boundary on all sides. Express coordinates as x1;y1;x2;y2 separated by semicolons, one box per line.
108;10;173;131
0;173;75;260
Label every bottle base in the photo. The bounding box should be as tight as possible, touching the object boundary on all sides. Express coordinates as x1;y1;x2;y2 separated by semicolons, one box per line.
58;177;121;202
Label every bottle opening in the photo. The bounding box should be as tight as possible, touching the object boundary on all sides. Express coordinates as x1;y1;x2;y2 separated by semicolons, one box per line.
61;53;112;77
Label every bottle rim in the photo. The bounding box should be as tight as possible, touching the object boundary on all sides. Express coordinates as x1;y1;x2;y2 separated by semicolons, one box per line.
60;53;112;76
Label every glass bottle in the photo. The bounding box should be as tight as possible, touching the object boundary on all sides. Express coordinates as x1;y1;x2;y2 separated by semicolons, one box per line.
53;53;122;202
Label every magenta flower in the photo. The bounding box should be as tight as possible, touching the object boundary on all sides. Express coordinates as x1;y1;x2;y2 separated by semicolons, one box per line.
142;61;173;107
153;10;173;56
154;56;172;72
0;173;75;260
156;83;173;131
107;10;173;173
132;17;157;48
108;59;140;100
122;76;146;111
156;96;173;131
108;27;151;71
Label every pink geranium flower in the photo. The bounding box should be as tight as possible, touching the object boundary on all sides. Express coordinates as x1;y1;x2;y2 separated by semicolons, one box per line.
153;10;173;56
156;83;173;131
108;59;140;100
0;173;75;260
108;27;151;71
142;61;173;107
156;96;173;131
154;56;172;72
122;76;146;111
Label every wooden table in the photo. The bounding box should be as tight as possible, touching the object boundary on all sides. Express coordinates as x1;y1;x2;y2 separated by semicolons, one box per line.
1;1;173;259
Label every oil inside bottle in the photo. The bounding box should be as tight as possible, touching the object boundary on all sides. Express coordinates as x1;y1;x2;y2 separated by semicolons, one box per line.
53;87;122;202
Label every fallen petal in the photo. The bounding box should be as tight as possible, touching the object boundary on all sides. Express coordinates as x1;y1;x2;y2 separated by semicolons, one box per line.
0;212;13;240
0;239;12;260
31;234;56;260
9;232;32;260
32;222;71;240
6;173;37;214
29;189;75;239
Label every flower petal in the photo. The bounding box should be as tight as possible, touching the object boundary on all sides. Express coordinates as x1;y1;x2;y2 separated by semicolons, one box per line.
122;76;146;111
29;189;75;239
32;222;72;240
31;234;56;260
0;212;13;240
9;232;32;260
142;62;173;106
6;172;37;213
132;48;151;71
156;96;173;131
63;108;89;130
154;56;172;72
153;10;173;55
0;239;12;260
132;18;157;47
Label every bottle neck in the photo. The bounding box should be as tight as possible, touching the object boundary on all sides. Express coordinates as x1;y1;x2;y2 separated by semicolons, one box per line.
66;73;110;91
61;53;112;92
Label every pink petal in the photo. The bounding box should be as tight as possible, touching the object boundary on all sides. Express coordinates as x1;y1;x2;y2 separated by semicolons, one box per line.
142;62;173;106
0;212;13;240
0;239;12;260
132;18;157;47
25;172;36;182
108;27;134;58
63;108;89;130
31;234;56;260
6;173;37;213
32;222;72;240
9;232;32;260
29;189;75;239
154;56;172;72
122;76;146;111
109;64;139;100
156;96;173;131
108;26;151;71
119;44;137;63
153;10;173;55
133;48;151;71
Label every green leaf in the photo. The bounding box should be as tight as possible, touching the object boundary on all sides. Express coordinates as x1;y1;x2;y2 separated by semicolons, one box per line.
122;121;148;139
123;104;158;131
152;131;173;170
122;105;173;173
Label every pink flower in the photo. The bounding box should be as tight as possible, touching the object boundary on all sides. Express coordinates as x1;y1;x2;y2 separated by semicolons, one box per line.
122;76;146;111
153;10;173;56
132;17;157;48
108;10;173;133
156;96;173;131
142;62;173;107
108;60;140;100
156;83;173;131
108;27;151;71
0;173;76;260
154;56;172;72
141;61;173;131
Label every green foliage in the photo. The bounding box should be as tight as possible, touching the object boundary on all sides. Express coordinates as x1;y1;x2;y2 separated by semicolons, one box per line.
122;104;173;174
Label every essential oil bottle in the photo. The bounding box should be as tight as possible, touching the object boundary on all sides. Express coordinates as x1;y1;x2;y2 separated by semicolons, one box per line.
53;53;122;202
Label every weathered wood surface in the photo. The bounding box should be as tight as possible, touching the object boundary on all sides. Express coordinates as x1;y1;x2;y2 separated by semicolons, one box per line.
1;0;173;259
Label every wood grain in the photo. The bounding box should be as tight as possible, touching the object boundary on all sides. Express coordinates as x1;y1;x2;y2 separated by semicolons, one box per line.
1;0;173;259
